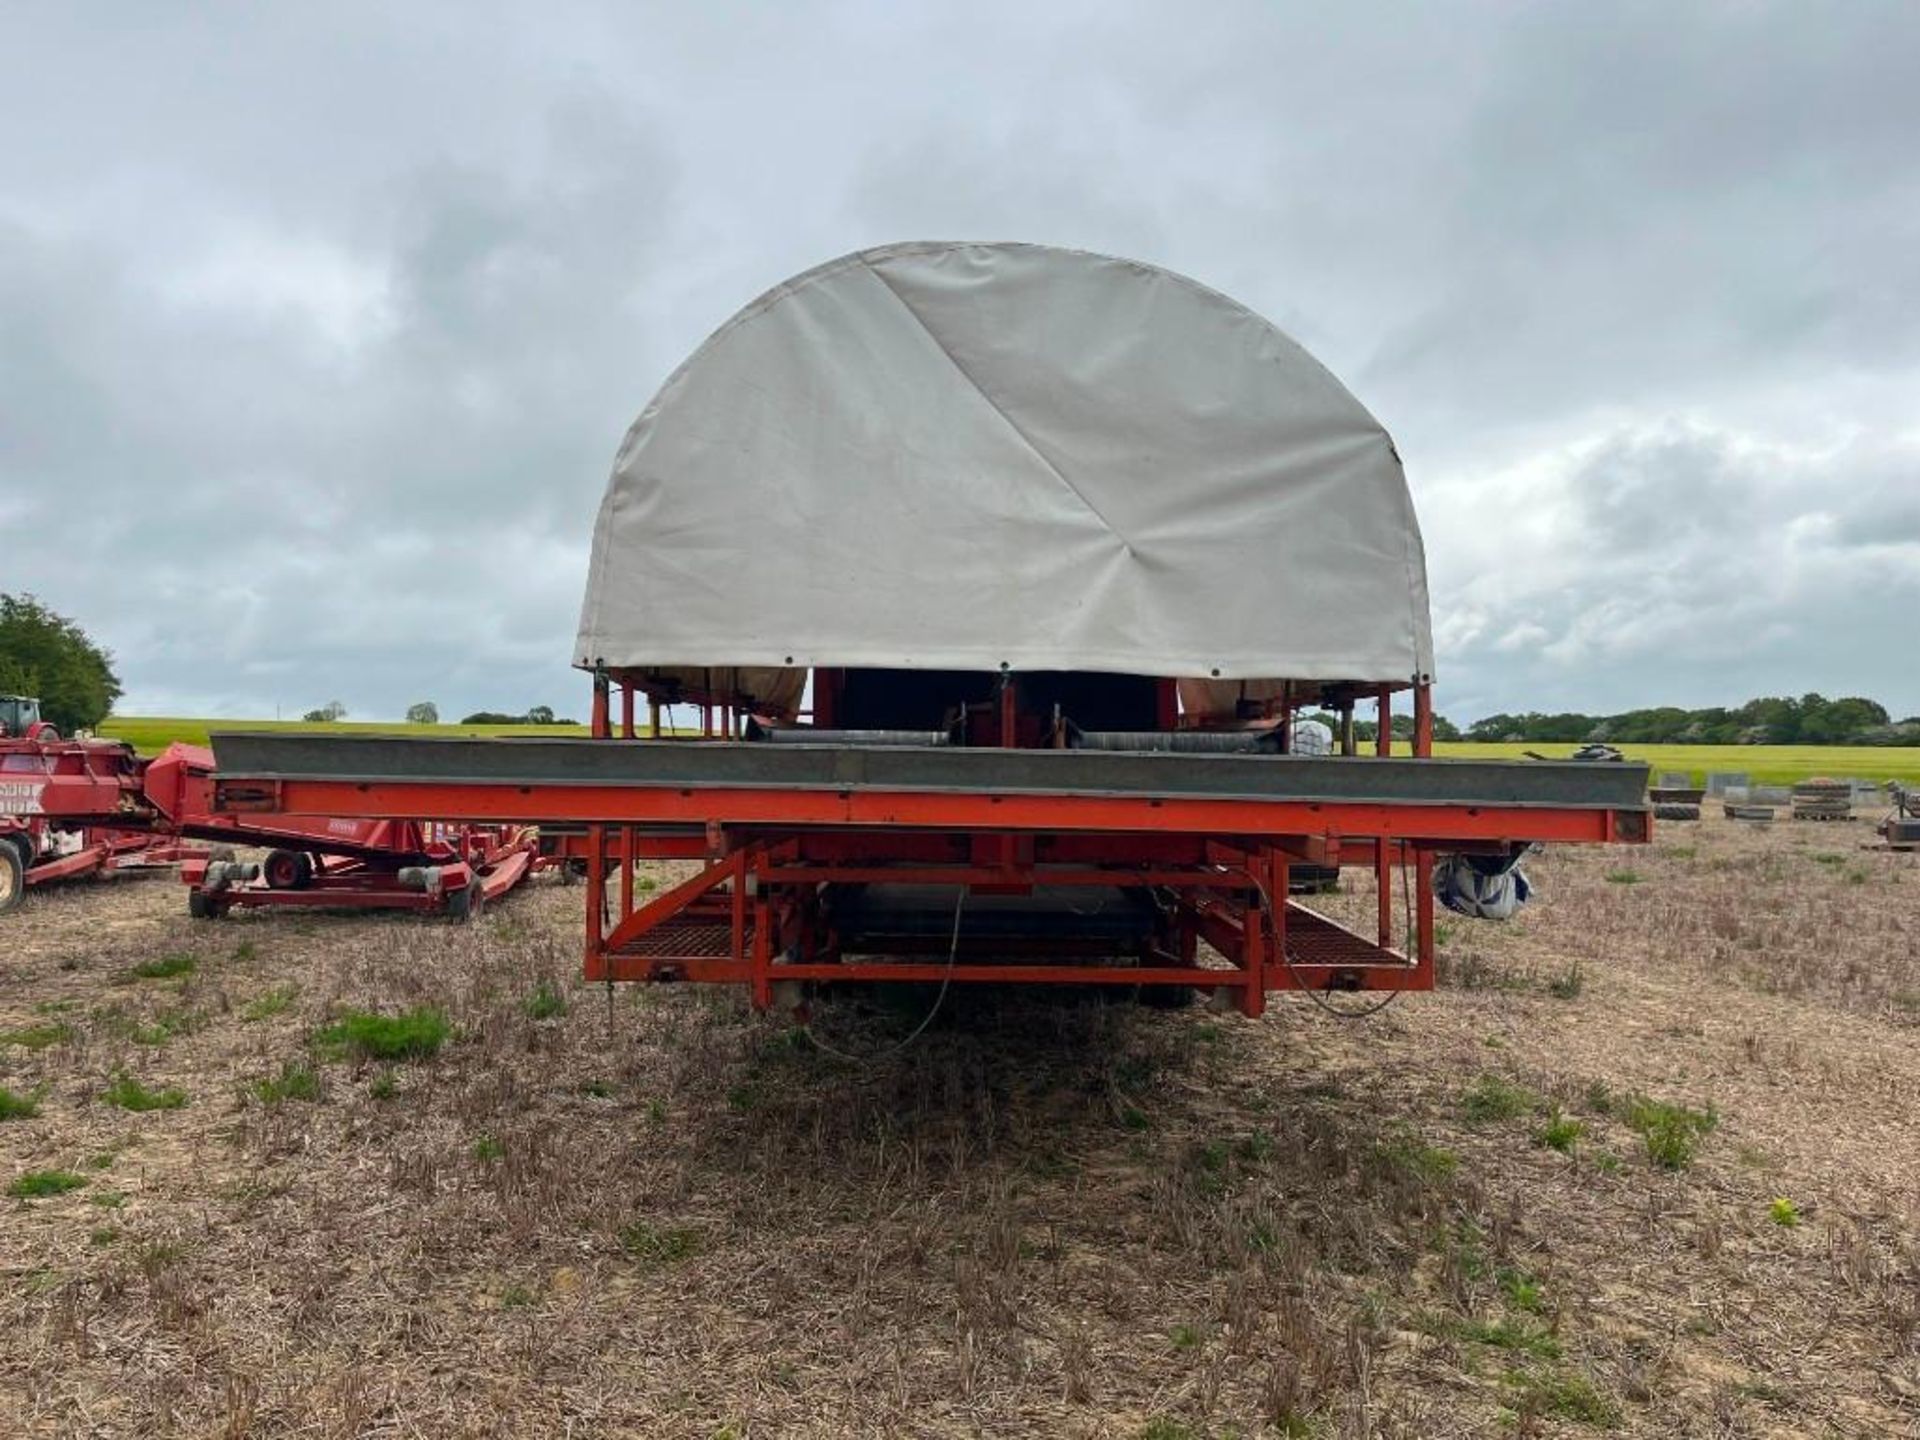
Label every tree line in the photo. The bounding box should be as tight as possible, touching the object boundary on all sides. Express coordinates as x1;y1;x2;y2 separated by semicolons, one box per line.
0;594;122;733
1447;694;1919;747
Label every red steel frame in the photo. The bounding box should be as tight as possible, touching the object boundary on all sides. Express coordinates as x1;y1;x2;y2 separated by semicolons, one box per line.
209;673;1646;1015
0;735;538;919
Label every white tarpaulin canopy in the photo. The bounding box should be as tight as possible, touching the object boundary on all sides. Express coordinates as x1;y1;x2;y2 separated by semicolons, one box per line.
576;242;1433;713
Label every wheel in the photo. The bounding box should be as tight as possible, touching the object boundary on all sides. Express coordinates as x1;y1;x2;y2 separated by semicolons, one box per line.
262;849;314;890
187;889;219;920
0;842;23;914
447;879;484;923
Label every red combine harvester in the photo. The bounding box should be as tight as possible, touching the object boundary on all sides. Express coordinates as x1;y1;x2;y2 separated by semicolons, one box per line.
0;727;537;919
204;242;1649;1012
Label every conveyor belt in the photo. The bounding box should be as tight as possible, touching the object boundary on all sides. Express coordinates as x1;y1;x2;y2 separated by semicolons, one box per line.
210;734;1649;811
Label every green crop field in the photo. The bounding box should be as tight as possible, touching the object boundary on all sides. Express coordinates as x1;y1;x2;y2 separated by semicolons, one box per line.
1429;741;1920;787
98;717;1920;787
100;715;594;755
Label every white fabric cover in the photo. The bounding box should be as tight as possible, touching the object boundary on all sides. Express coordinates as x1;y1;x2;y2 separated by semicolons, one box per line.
576;243;1434;703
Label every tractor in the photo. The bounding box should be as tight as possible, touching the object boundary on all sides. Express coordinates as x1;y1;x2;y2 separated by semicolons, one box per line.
0;695;59;742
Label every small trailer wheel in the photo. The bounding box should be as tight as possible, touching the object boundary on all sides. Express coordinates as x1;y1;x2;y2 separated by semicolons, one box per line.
0;843;24;915
187;889;219;920
262;849;314;890
447;879;484;923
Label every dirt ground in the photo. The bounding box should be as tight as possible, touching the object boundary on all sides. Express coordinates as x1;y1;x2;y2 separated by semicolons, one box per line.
2;814;1916;1438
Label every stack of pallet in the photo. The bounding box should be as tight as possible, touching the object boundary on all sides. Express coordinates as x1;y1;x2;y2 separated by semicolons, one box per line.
1790;778;1853;822
1649;778;1704;821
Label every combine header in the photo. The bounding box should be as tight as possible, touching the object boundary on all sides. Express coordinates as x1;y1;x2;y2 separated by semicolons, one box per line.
206;242;1648;1010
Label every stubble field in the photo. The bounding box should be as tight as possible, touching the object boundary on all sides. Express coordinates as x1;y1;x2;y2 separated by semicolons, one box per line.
2;813;1916;1438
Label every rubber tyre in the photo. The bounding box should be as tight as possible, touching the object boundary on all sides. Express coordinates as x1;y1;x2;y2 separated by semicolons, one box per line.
262;849;315;890
1653;803;1701;821
447;880;484;923
0;842;23;915
187;889;219;921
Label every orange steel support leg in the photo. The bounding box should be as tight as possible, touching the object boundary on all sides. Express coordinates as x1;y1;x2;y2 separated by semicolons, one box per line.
1241;867;1266;1018
585;673;611;978
729;847;748;975
1375;685;1393;951
1412;681;1435;973
750;888;774;1011
618;685;636;921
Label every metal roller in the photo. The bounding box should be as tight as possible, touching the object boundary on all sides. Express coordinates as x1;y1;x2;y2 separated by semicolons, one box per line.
1074;729;1282;755
745;722;951;747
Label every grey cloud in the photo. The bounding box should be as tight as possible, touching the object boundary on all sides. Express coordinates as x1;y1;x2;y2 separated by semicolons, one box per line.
1;2;1916;723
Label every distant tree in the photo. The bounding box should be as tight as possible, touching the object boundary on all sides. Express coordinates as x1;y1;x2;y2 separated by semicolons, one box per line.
302;700;347;723
526;704;556;725
459;711;523;725
405;701;439;725
0;593;123;733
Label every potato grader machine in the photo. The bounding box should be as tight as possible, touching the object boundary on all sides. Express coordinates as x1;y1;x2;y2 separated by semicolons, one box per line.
194;243;1649;1014
0;729;537;919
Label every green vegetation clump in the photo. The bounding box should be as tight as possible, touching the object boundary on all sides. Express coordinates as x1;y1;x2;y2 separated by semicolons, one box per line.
252;1062;321;1105
1621;1095;1717;1169
314;1006;451;1062
472;1135;504;1162
1505;1367;1621;1427
125;1006;204;1046
1461;1074;1535;1125
1168;1322;1207;1351
9;1169;86;1199
1374;1133;1460;1184
1604;870;1642;886
242;985;297;1021
1451;1315;1561;1359
0;1086;41;1120
1769;1197;1802;1227
126;953;196;981
1499;1267;1546;1314
102;1075;188;1112
1535;1112;1584;1153
0;1021;73;1050
619;1220;705;1266
1546;964;1585;1000
524;980;567;1020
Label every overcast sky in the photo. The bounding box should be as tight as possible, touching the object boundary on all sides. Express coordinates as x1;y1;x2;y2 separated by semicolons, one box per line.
3;2;1916;724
